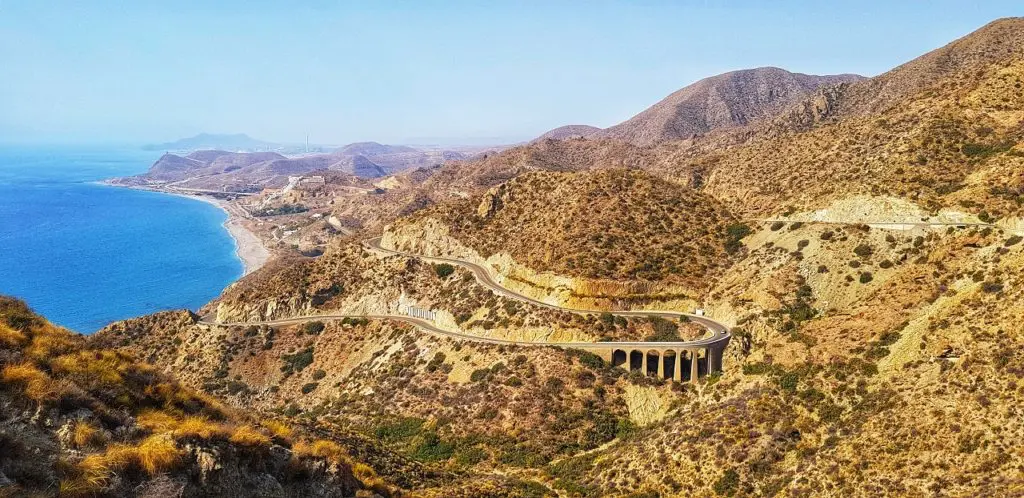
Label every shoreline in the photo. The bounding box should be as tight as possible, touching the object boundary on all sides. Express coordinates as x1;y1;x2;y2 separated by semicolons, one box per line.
180;194;271;276
98;182;270;276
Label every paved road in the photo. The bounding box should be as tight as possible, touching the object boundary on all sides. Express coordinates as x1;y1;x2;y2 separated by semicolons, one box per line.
361;237;730;348
201;237;731;351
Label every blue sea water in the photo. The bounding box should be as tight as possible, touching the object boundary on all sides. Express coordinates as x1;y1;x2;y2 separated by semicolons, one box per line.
0;146;243;332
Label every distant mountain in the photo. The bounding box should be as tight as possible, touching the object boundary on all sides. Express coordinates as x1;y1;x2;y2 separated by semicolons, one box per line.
593;67;865;145
114;140;470;191
533;125;602;142
334;142;418;156
142;133;277;152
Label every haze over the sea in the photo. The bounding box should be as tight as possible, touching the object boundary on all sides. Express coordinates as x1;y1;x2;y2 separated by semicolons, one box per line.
0;146;242;332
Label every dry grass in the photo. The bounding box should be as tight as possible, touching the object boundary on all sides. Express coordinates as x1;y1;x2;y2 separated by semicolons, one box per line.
0;322;27;347
137;409;229;440
293;439;351;465
263;419;294;442
60;435;182;495
24;326;80;361
136;409;179;433
73;421;106;449
175;416;229;439
228;425;271;447
352;462;389;493
130;435;182;475
1;362;57;401
50;350;127;386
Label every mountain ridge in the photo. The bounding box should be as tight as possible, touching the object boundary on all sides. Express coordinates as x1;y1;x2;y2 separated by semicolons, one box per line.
591;67;865;145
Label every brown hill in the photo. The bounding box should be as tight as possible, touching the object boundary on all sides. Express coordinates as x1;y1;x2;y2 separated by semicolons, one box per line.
392;169;743;291
668;17;1024;219
594;67;864;145
533;124;602;141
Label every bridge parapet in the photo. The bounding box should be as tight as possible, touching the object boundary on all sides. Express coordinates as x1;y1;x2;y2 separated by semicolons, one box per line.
402;305;437;322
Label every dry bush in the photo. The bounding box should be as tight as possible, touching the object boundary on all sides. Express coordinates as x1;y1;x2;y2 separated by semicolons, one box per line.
263;419;294;442
229;425;271;447
0;322;27;347
24;326;80;360
1;362;57;401
176;416;229;440
73;421;107;449
293;439;351;465
61;435;182;494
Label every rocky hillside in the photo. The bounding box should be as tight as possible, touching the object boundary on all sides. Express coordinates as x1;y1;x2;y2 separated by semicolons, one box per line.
0;297;390;496
667;18;1024;220
592;67;864;145
391;169;743;293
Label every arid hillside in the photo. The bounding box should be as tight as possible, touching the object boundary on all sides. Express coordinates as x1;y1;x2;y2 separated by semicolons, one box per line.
592;67;864;145
95;313;688;493
668;17;1024;219
0;297;392;497
533;125;603;142
390;169;745;296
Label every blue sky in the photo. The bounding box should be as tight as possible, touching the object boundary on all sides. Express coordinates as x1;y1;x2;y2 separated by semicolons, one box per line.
0;1;1020;145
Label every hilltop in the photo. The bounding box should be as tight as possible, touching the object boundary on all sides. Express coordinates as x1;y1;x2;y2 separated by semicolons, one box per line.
533;124;602;142
384;169;744;309
668;17;1024;219
592;67;864;145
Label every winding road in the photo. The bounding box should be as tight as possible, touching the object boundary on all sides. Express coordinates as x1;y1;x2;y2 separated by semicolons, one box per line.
204;237;731;359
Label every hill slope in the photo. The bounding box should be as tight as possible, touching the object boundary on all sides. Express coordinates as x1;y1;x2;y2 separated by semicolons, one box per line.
594;67;864;145
671;17;1024;219
0;297;388;496
534;124;602;141
389;169;743;294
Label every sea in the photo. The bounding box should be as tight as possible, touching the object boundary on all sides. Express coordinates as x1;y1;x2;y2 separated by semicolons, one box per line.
0;145;243;333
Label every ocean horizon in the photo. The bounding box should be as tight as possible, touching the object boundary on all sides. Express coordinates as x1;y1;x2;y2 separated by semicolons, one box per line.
0;145;243;332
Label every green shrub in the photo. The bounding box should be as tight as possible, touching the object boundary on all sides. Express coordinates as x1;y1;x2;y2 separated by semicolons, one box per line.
281;347;315;373
375;417;425;441
470;368;490;382
433;263;455;279
252;204;308;217
426;352;447;373
853;244;873;257
770;221;786;231
859;272;874;284
300;382;318;394
302;321;325;335
713;469;741;496
645;317;680;341
724;223;752;254
411;432;455;462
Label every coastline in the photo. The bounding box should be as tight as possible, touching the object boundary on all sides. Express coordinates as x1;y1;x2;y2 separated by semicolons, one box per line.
181;194;271;276
98;182;270;276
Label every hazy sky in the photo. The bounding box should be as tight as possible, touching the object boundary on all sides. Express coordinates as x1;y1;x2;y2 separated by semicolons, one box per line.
1;1;1020;145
